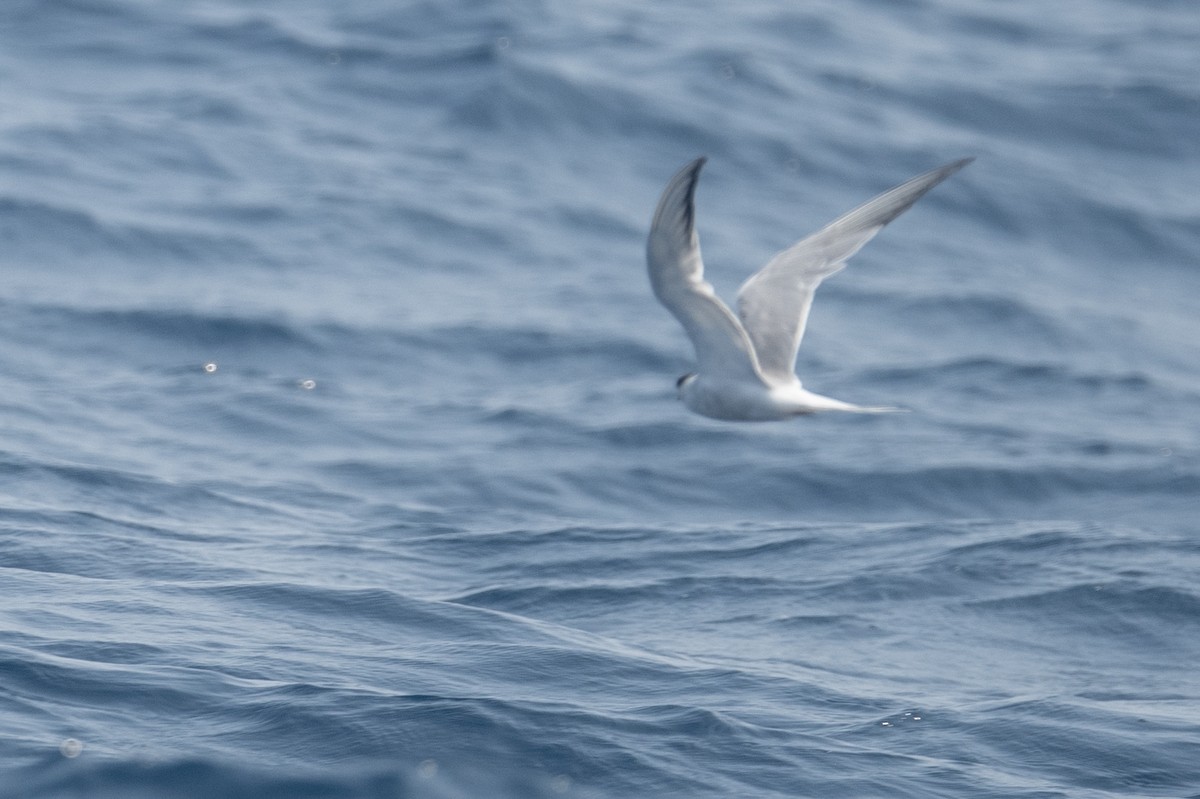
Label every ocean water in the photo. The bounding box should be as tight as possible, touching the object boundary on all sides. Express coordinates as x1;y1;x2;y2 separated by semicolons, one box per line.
2;0;1198;796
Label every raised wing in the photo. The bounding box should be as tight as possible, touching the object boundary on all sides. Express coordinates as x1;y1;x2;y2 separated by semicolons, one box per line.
736;158;973;385
647;157;766;386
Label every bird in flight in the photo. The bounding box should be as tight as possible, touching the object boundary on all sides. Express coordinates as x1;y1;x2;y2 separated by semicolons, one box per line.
646;156;972;421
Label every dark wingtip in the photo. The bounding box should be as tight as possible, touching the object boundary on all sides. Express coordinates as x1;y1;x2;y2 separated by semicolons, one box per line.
677;157;707;231
939;156;975;185
680;156;707;184
650;156;710;240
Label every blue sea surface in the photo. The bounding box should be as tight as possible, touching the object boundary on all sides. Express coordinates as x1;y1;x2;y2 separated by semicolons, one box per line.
2;0;1199;796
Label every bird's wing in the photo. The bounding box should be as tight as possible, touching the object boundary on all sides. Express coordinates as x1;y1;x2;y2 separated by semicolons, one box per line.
647;157;767;385
736;158;973;385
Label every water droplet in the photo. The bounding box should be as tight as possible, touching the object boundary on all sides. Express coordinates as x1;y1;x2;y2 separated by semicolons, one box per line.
60;739;84;758
203;362;218;373
417;759;438;778
299;379;316;390
496;36;511;50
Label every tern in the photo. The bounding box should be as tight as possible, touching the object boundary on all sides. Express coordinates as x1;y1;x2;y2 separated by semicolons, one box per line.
646;156;971;421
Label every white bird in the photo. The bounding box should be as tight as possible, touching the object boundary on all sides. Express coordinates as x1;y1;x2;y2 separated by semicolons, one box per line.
646;156;972;421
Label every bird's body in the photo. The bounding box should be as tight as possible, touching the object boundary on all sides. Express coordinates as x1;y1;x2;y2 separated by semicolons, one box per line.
646;156;971;421
676;373;869;421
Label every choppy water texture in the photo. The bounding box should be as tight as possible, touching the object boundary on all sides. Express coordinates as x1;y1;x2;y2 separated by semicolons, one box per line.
2;1;1199;797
